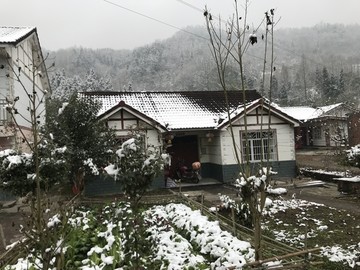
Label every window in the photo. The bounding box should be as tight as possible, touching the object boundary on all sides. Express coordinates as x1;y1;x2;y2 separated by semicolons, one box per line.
0;99;7;125
241;130;277;162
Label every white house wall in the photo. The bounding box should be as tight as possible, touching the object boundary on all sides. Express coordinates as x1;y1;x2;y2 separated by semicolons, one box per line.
106;110;162;148
220;109;296;165
0;56;9;123
311;120;349;147
199;132;222;165
3;35;47;129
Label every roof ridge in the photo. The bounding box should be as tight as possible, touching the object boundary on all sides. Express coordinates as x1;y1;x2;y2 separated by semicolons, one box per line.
80;89;259;95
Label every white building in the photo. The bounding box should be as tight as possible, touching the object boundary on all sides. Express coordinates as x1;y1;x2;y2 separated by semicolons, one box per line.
0;26;50;151
282;103;354;148
81;90;299;193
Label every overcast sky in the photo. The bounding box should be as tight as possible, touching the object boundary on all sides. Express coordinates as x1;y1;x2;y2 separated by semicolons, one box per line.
2;0;360;51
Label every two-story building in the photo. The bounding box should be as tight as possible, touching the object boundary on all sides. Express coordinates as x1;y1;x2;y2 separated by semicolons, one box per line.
0;26;50;151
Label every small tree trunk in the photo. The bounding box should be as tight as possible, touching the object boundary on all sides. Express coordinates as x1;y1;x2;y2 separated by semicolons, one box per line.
253;211;262;261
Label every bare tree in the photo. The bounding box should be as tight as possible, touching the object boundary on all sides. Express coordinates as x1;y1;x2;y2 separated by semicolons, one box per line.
204;1;276;261
2;52;76;269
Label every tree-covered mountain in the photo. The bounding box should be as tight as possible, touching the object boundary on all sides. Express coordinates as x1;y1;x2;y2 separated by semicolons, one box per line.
46;24;360;107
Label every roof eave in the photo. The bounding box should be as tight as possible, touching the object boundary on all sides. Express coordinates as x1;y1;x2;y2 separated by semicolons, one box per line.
98;101;168;133
0;27;37;47
217;99;300;129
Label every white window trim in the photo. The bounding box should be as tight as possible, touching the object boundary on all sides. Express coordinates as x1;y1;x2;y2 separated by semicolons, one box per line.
241;130;277;162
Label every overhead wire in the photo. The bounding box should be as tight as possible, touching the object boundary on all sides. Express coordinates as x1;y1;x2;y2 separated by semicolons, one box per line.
102;0;208;41
103;0;321;67
173;0;314;65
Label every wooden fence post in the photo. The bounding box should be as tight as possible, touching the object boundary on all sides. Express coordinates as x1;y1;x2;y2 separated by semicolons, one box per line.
0;224;5;250
231;207;236;235
201;192;204;213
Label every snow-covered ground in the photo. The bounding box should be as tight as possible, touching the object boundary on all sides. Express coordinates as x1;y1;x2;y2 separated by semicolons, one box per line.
5;202;255;270
262;197;360;269
5;196;360;269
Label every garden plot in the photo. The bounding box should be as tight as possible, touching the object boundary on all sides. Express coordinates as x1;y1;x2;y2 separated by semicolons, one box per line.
262;197;360;269
5;202;255;270
4;196;360;269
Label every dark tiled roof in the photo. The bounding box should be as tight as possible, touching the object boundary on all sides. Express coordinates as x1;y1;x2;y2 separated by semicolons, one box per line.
80;90;263;130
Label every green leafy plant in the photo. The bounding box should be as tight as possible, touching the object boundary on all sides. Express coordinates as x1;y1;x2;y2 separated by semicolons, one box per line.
106;132;169;207
46;93;116;194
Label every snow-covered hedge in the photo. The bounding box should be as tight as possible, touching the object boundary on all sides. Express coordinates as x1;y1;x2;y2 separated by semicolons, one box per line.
346;144;360;167
6;202;255;270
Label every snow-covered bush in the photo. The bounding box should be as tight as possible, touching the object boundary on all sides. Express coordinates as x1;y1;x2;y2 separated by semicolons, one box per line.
345;144;360;167
106;133;169;205
218;194;253;228
0;142;68;196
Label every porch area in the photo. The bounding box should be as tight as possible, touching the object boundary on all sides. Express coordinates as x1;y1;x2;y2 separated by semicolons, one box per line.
165;177;222;188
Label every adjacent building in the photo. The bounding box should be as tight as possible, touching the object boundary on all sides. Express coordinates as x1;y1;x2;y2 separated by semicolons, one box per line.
281;103;354;149
0;26;50;151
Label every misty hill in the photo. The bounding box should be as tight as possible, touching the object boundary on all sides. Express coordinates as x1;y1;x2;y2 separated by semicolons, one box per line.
47;24;360;106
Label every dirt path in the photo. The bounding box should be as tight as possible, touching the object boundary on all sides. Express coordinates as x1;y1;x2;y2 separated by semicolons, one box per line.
0;211;27;254
284;183;360;214
178;182;360;214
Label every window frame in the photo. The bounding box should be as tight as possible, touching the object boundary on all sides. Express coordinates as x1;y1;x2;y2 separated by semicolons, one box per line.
240;129;277;162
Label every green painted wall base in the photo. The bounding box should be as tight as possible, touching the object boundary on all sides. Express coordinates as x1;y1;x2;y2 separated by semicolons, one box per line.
84;175;123;197
84;161;297;196
84;175;165;197
201;160;297;183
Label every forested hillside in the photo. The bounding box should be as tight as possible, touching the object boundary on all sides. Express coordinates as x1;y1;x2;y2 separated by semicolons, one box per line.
47;23;360;107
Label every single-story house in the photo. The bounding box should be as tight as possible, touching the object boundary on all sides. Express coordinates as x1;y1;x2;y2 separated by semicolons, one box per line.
281;103;354;149
81;90;300;195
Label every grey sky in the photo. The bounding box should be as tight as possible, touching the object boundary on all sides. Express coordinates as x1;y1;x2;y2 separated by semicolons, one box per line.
2;0;360;51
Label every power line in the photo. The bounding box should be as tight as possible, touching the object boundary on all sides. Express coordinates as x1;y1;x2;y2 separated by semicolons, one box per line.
175;0;203;13
102;0;209;41
174;0;324;67
103;0;315;67
175;0;234;26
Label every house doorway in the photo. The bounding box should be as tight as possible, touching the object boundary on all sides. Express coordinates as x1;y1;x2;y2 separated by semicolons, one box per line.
167;135;199;178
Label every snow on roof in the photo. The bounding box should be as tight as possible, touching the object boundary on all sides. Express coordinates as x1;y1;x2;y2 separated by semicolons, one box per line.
0;26;36;44
80;91;263;130
281;103;343;122
215;99;261;128
333;176;360;183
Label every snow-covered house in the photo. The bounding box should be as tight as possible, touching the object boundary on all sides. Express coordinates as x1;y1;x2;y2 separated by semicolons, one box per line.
0;26;50;151
281;103;354;148
81;90;299;192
